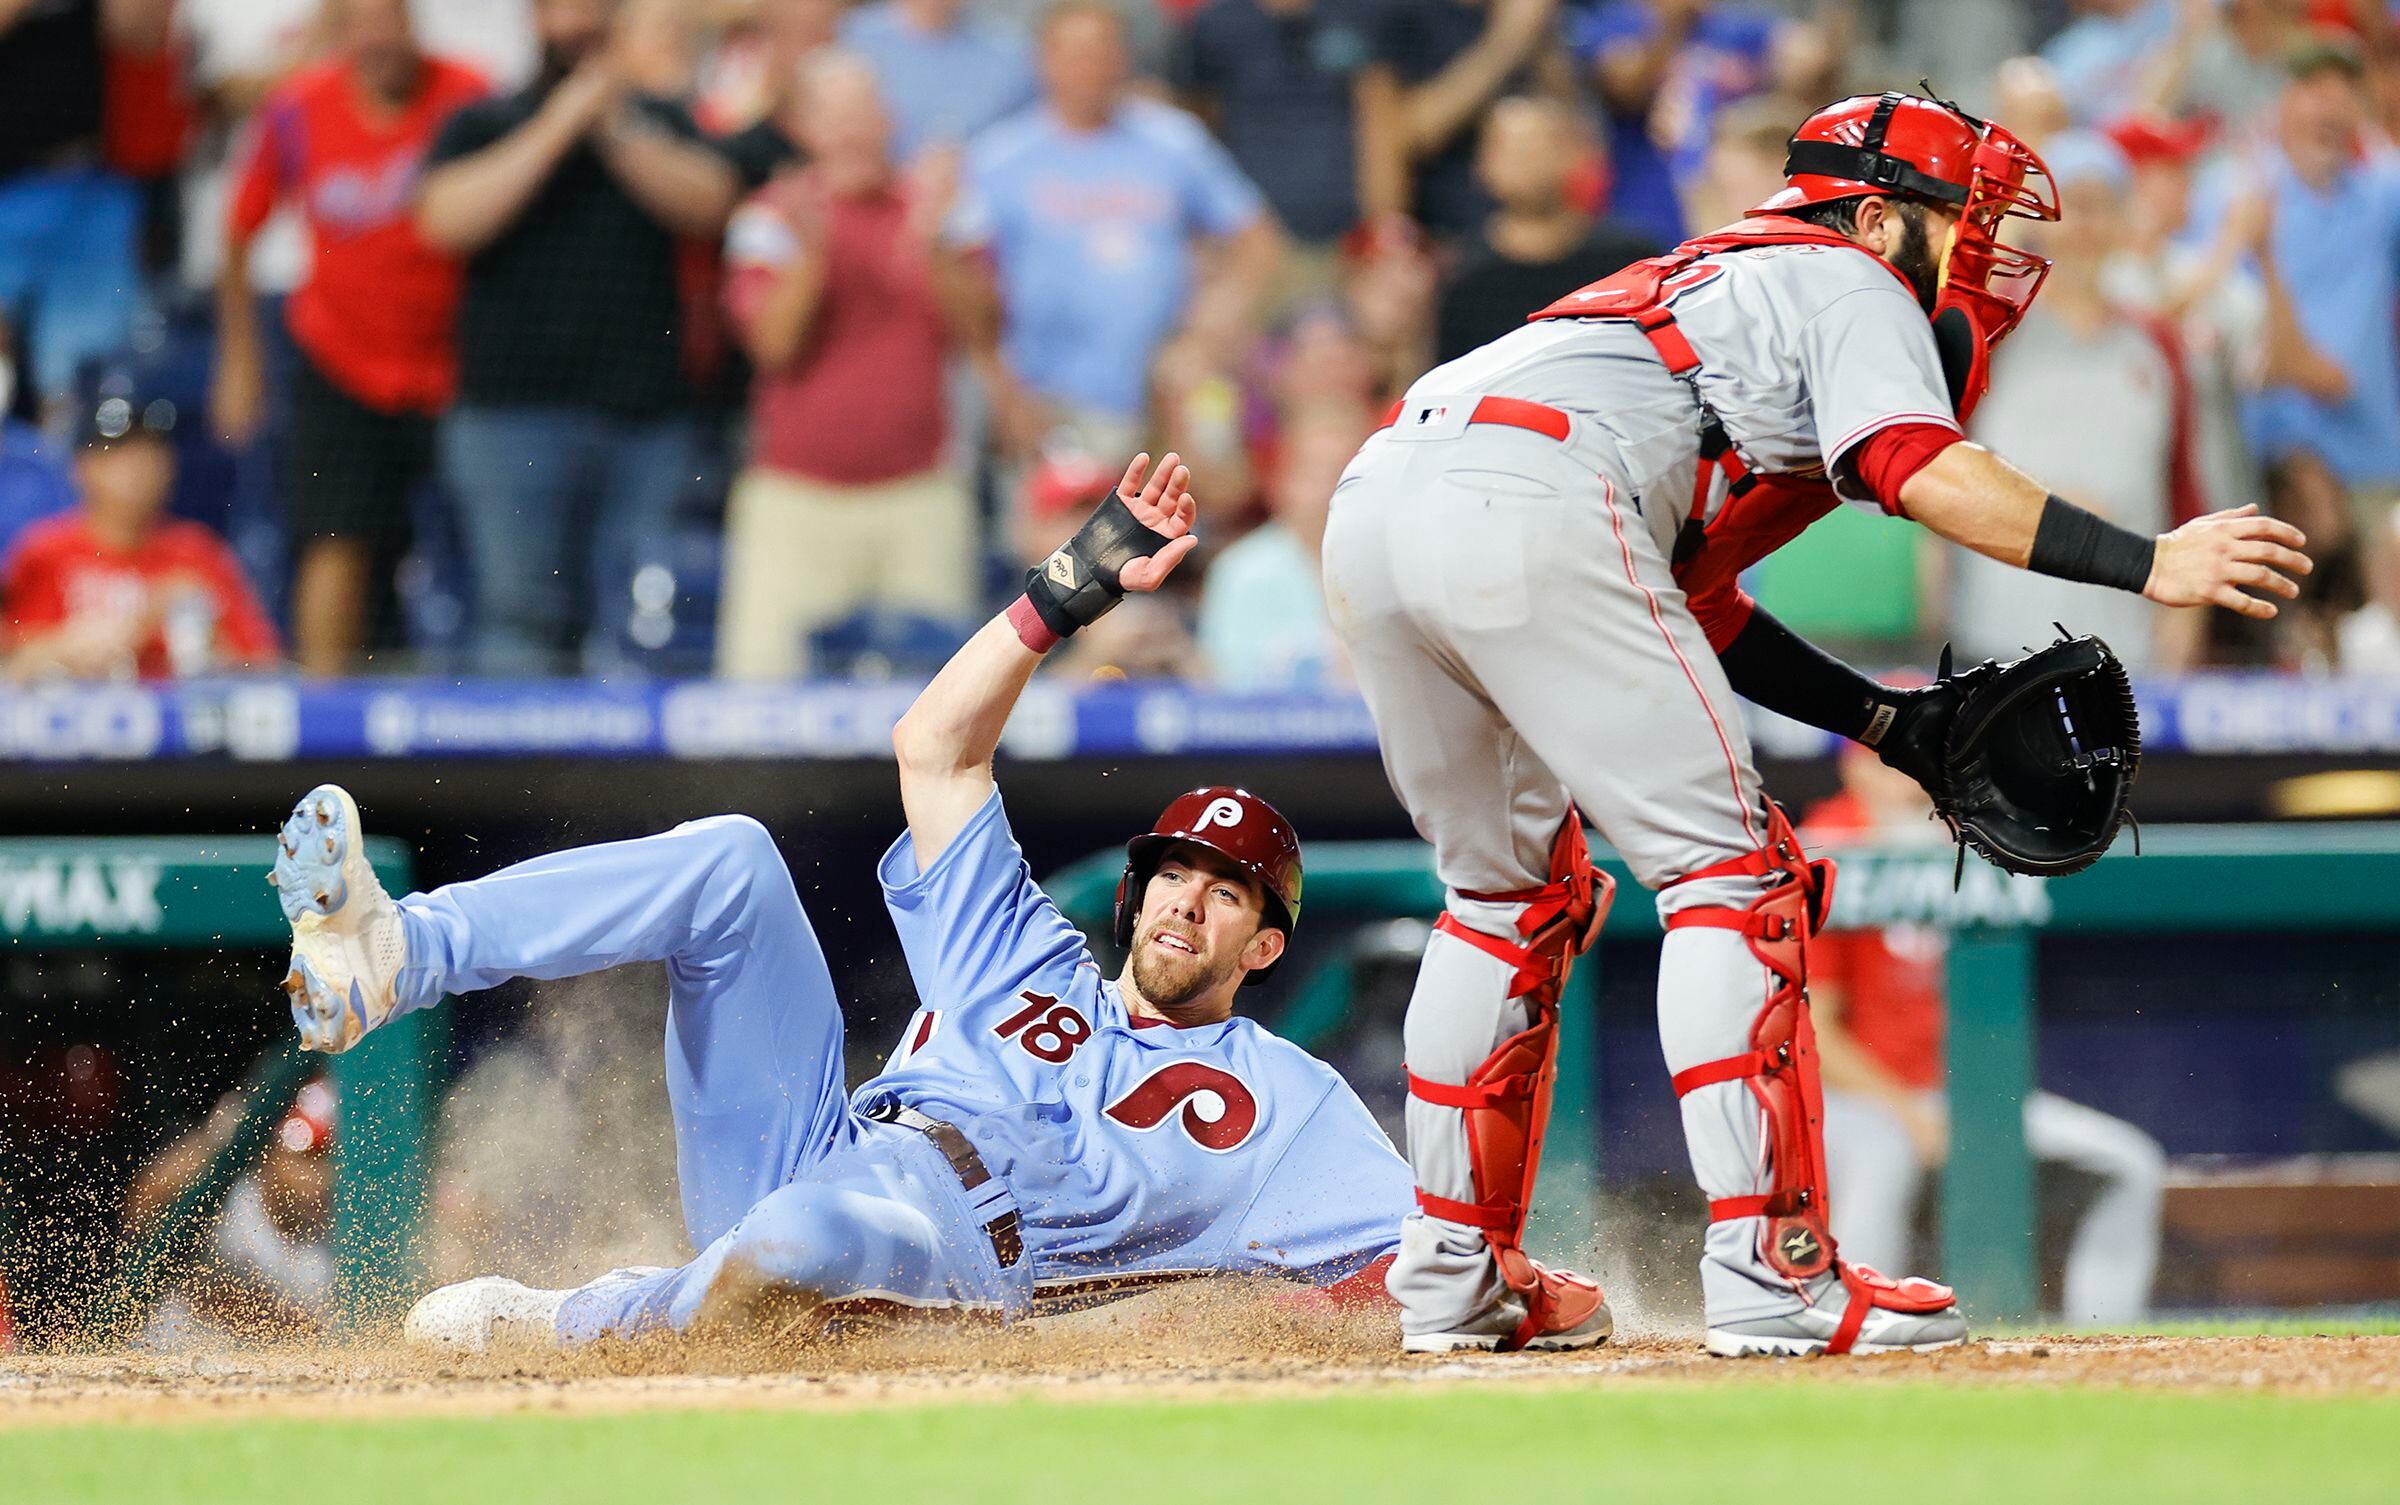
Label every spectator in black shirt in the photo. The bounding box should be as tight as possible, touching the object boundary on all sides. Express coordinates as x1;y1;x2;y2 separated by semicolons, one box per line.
1434;95;1659;364
0;0;172;406
1378;0;1576;244
416;0;739;675
1169;0;1406;263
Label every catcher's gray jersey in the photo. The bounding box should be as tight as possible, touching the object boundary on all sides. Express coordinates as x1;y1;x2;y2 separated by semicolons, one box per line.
1407;240;1961;524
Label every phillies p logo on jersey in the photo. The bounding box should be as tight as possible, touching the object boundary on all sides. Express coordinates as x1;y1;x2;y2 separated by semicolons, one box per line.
1105;1061;1260;1151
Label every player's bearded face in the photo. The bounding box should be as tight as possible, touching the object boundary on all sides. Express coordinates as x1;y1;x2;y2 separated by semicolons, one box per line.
1131;862;1264;1008
1882;202;1955;315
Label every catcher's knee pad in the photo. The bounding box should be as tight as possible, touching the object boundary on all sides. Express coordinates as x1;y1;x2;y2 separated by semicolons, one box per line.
1408;816;1614;1328
1664;803;1843;1282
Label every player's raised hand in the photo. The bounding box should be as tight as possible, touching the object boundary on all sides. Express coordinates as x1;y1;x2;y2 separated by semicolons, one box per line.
2143;504;2311;619
1114;451;1198;593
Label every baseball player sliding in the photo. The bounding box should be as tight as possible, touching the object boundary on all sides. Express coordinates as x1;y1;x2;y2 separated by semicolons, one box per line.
1324;90;2310;1356
273;454;1412;1351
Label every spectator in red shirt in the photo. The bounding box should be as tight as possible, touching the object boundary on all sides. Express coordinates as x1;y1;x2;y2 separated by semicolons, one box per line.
4;370;280;681
714;51;974;679
213;0;487;677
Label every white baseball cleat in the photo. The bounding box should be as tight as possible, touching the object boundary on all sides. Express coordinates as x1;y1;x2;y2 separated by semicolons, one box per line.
403;1277;578;1354
273;783;407;1054
1402;1264;1614;1354
1705;1296;1969;1357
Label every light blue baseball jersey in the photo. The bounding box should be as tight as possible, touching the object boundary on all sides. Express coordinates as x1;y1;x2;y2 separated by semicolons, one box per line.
859;788;1411;1290
945;99;1265;419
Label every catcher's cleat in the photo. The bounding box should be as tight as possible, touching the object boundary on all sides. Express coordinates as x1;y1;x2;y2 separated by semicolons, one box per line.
1401;1262;1613;1354
274;783;407;1053
1706;1267;1968;1358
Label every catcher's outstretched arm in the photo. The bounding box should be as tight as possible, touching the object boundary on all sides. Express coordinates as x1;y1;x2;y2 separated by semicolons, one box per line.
1898;441;2311;618
892;452;1197;869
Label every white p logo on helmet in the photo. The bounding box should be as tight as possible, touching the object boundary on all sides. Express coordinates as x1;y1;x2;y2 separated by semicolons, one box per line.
1193;796;1245;832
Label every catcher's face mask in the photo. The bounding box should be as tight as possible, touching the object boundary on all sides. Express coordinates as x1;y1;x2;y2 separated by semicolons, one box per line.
1928;111;2058;417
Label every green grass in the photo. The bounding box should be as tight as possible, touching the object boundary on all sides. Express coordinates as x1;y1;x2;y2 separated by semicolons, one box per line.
8;1384;2400;1505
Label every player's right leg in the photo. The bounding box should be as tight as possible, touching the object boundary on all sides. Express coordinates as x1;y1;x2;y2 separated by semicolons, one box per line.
276;785;850;1250
1324;430;1611;1355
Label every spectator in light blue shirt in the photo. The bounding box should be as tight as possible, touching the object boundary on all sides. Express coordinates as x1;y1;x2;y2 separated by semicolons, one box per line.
949;0;1282;473
1198;405;1364;689
841;0;1039;161
2042;0;2180;124
2192;40;2400;497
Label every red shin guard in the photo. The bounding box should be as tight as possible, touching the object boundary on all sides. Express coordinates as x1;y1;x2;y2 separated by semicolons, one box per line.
1665;803;1952;1353
1408;816;1615;1347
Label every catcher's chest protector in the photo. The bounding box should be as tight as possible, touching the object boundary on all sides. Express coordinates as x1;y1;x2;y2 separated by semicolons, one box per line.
1528;220;1913;600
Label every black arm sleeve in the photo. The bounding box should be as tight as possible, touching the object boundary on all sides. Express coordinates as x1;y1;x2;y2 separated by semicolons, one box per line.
1714;606;1895;742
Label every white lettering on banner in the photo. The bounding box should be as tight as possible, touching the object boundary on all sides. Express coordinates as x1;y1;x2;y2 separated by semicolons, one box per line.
1132;690;1380;754
1820;853;2052;931
365;693;654;756
659;684;923;758
0;687;164;760
0;857;165;936
997;682;1075;761
2176;677;2400;754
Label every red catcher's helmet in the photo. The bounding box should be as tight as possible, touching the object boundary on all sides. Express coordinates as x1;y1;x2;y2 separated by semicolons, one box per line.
1753;88;2059;410
1113;787;1303;986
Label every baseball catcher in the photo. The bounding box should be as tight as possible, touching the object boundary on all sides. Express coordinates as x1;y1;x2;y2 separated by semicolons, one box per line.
275;454;1414;1350
1323;90;2308;1355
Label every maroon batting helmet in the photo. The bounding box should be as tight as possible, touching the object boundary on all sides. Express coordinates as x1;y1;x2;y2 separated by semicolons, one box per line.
1113;787;1303;986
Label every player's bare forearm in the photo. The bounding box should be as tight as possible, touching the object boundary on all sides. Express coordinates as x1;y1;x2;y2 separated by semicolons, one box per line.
892;614;1045;869
1902;439;2309;618
1894;441;2050;566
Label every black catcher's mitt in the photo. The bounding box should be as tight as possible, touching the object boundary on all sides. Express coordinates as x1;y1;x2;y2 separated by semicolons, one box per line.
1876;631;2141;878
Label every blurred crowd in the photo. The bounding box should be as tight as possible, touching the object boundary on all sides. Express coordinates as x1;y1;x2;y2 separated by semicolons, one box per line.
7;0;2400;685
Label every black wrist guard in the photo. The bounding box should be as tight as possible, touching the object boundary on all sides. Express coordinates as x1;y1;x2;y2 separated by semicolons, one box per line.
1717;607;1889;741
2028;493;2156;593
1021;491;1175;639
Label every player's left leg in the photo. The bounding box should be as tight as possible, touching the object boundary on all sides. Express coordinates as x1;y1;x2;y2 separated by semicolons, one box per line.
278;785;850;1250
2025;1090;2165;1325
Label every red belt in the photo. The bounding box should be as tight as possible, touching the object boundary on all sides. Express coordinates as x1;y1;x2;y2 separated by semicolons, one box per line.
1374;395;1572;442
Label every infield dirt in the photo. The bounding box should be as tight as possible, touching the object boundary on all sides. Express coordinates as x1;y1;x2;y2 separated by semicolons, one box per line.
3;1285;2395;1432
